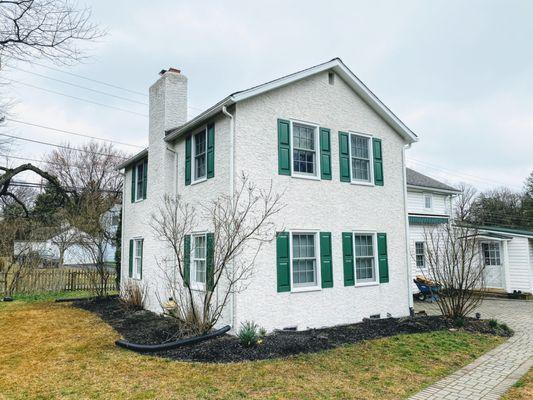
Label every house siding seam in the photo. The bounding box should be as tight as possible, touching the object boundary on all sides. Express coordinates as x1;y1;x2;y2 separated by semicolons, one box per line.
507;237;532;293
232;71;409;332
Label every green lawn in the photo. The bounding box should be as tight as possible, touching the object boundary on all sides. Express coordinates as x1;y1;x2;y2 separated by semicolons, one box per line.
0;299;505;400
502;367;532;400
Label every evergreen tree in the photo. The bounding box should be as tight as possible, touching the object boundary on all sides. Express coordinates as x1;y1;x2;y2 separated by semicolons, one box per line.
32;183;66;226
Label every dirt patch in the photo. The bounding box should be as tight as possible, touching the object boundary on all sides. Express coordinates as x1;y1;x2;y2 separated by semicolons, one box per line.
74;297;512;363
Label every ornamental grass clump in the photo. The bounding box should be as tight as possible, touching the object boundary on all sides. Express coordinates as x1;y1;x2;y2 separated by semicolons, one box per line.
238;321;266;347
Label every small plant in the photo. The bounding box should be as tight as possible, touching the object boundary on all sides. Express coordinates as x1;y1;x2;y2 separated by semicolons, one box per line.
453;316;465;328
238;321;266;347
499;322;511;333
120;281;146;310
488;318;498;329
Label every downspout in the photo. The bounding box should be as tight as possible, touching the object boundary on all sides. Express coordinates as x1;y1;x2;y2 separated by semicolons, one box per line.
402;143;414;314
222;105;236;330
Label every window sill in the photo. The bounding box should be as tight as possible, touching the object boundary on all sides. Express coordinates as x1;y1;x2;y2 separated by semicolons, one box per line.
291;173;321;181
191;177;207;186
133;198;146;203
189;284;206;292
291;286;321;293
350;180;374;187
354;282;379;288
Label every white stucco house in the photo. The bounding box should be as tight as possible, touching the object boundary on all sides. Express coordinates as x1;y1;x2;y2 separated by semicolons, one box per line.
406;168;533;295
118;58;420;332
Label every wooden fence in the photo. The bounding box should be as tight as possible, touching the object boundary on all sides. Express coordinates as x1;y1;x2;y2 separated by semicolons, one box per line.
0;269;117;295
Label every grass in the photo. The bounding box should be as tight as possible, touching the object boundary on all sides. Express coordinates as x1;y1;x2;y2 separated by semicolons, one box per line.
0;301;505;400
502;367;533;400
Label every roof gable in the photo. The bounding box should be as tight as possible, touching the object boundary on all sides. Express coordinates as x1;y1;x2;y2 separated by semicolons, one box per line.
406;168;460;193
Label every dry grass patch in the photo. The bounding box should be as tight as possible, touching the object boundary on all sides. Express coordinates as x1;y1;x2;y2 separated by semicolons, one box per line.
0;301;505;400
502;367;533;400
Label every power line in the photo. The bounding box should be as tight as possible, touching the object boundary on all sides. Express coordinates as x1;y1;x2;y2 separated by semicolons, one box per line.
0;133;129;159
9;180;121;194
6;79;148;118
28;61;148;97
7;66;148;106
4;118;144;149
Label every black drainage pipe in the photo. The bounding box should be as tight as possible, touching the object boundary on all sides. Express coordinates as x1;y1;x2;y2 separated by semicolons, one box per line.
115;325;231;352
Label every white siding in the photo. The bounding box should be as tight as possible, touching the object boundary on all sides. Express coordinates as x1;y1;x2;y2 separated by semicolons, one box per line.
407;191;450;216
408;225;430;292
232;71;410;331
507;236;532;293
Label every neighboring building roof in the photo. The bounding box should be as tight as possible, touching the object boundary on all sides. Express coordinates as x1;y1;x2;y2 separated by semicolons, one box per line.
478;226;533;239
164;57;419;144
406;168;460;193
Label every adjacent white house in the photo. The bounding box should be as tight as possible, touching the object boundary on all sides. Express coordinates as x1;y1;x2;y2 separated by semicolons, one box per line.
119;58;420;332
406;169;533;295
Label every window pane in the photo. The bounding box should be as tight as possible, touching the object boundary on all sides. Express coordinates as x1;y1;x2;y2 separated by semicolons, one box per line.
195;260;206;283
135;240;142;257
356;257;374;280
292;124;316;175
194;131;206;180
293;124;315;150
351;135;369;159
350;135;371;182
136;163;144;199
292;234;317;287
194;236;206;258
354;234;375;282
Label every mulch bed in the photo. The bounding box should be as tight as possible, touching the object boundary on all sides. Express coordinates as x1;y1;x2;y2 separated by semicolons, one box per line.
74;297;512;363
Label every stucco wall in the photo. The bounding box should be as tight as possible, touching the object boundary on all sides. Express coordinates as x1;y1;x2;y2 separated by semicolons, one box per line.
232;71;410;331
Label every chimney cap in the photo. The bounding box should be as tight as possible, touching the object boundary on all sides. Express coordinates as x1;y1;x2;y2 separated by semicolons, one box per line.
159;67;181;76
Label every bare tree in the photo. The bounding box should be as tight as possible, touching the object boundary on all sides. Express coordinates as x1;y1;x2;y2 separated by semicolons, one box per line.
151;175;284;334
454;183;477;223
49;223;80;268
422;224;486;319
0;0;104;64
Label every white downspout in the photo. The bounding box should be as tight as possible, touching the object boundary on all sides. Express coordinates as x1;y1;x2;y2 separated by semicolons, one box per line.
222;105;236;330
402;143;414;314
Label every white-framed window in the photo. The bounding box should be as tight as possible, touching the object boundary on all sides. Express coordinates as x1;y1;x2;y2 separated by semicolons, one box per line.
482;242;501;266
134;160;147;201
291;121;319;178
192;234;207;287
415;241;425;268
133;238;143;280
193;129;207;182
349;133;373;184
353;232;378;284
290;232;319;289
424;194;432;209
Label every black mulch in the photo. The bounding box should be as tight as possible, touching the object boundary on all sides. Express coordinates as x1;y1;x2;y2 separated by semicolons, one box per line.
74;297;512;363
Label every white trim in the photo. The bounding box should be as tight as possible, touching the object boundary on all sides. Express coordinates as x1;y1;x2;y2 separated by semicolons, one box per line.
352;230;379;286
133;159;146;203
348;131;374;186
190;233;207;291
164;58;418;145
289;119;321;180
289;230;322;293
191;128;207;183
406;185;462;195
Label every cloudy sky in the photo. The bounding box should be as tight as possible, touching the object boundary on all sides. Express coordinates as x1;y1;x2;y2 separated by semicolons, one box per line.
2;0;532;191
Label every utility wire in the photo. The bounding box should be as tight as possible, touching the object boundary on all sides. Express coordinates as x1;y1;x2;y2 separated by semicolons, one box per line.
6;79;148;118
0;134;129;159
4;118;144;148
9;180;121;194
7;66;148;106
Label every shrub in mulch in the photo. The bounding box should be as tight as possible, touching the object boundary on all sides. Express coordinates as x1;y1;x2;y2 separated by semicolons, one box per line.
74;297;513;363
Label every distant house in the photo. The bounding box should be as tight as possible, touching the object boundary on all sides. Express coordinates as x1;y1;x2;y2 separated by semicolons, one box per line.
13;205;120;268
406;168;533;295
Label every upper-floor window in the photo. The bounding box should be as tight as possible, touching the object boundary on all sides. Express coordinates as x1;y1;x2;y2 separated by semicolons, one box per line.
292;122;318;177
415;241;425;268
353;233;377;283
350;133;372;183
132;158;147;202
193;130;207;182
424;194;432;209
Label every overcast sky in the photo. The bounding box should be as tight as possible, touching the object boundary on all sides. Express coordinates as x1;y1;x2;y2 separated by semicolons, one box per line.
2;0;532;191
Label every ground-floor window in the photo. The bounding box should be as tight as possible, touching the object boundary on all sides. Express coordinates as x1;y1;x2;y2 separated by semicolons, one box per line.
291;232;318;288
353;233;377;283
415;241;425;268
482;242;501;265
133;238;143;279
192;234;207;286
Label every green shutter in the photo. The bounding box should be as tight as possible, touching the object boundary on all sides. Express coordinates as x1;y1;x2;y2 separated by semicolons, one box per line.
207;123;215;179
320;232;333;288
185;136;192;186
139;239;143;279
128;239;133;277
206;233;214;291
130;166;136;203
277;119;291;175
183;235;191;286
276;232;290;292
377;233;389;283
339;132;351;182
342;232;354;286
142;159;148;199
373;138;383;186
320;128;332;180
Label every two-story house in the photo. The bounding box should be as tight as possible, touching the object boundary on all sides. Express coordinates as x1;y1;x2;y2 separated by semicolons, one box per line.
118;58;419;332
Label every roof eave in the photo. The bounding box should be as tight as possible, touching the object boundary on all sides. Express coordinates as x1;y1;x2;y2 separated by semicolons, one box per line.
116;148;148;170
407;184;461;195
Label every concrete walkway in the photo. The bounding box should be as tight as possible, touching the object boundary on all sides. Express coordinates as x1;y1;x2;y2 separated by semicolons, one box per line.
410;299;533;400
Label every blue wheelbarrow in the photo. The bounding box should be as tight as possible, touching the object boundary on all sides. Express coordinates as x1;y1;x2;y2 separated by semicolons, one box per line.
414;279;441;302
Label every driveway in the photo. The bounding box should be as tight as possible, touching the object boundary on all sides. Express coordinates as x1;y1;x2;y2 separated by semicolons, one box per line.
410;298;533;400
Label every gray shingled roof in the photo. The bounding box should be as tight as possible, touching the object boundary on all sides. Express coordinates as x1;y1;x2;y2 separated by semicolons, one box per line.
406;168;459;192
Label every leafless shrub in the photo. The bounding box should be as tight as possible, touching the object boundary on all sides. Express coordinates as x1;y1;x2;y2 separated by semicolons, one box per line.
120;280;146;310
